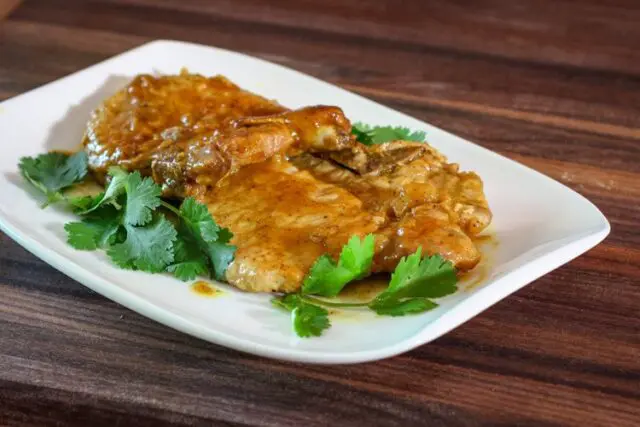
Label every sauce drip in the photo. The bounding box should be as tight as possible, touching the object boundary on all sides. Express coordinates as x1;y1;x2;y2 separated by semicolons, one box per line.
337;274;390;303
460;232;498;291
190;281;222;298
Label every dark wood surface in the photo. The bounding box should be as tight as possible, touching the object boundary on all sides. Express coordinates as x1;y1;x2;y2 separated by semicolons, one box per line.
1;1;639;425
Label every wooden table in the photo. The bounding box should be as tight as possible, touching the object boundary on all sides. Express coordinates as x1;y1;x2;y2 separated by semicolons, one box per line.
1;1;639;425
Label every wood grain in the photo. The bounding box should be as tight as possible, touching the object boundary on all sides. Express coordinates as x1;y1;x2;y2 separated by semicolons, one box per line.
1;0;639;426
0;0;21;19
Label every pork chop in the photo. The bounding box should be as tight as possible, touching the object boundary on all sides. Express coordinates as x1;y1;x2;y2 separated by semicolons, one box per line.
84;71;287;181
83;71;492;292
292;142;492;271
202;158;384;293
84;71;355;198
151;105;354;199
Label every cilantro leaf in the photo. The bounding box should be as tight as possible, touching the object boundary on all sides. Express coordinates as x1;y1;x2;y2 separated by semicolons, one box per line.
302;234;375;297
301;255;352;295
176;197;236;280
368;249;457;316
68;194;101;212
19;151;88;206
122;172;162;226
293;304;331;338
205;242;236;281
381;249;457;299
369;297;438;316
64;206;121;250
166;238;209;281
74;167;128;214
64;222;101;250
272;294;330;338
167;260;209;282
351;123;374;145
107;215;177;272
179;197;222;242
340;234;375;279
272;294;300;312
352;122;427;145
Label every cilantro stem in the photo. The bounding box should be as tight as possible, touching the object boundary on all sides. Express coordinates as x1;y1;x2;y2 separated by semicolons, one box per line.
301;295;370;308
160;200;181;217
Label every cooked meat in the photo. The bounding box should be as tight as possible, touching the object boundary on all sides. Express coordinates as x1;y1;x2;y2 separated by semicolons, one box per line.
84;71;355;198
151;105;355;198
151;121;295;198
84;71;287;181
203;158;384;293
374;205;482;272
327;141;429;175
292;143;492;271
83;71;492;292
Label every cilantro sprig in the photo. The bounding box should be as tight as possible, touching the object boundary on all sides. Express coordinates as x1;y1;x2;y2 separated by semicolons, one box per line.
19;151;88;207
272;294;330;338
368;249;457;316
302;234;375;297
274;235;458;338
352;122;427;145
19;152;235;281
71;168;235;279
163;198;236;281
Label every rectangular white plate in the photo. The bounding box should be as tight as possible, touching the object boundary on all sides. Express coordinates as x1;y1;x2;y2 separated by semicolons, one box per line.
0;40;609;364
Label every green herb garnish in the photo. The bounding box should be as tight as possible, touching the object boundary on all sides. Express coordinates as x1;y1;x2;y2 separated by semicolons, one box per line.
272;294;331;338
276;236;458;338
302;234;375;297
19;153;235;281
167;197;236;281
106;215;177;272
368;249;457;316
352;122;427;145
19;151;88;207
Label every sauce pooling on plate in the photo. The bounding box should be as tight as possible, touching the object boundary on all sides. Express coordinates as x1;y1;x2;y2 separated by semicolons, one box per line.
190;281;222;298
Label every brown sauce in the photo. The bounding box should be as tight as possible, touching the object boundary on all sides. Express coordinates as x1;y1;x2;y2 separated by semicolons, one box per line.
190;281;222;298
337;274;390;303
460;231;498;291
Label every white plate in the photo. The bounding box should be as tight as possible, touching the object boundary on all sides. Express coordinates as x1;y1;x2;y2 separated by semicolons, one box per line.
0;40;609;364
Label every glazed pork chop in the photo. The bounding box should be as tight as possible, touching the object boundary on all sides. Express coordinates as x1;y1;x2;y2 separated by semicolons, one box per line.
83;71;492;293
204;158;384;293
293;143;491;272
85;71;353;198
84;72;287;181
151;105;354;199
